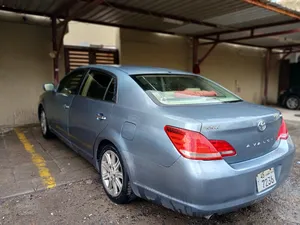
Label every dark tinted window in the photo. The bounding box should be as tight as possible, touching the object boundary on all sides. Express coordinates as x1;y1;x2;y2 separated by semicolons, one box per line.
57;69;86;95
104;79;116;101
81;70;116;102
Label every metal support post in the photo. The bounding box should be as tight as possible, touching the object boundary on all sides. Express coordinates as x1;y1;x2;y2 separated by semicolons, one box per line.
192;37;200;73
198;43;218;65
263;49;271;105
51;17;59;85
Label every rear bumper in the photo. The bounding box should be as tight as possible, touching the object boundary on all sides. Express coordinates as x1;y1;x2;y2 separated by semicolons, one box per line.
133;137;295;216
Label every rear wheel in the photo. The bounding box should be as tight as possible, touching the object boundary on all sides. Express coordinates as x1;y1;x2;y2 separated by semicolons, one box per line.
286;95;299;110
39;108;54;139
99;144;135;204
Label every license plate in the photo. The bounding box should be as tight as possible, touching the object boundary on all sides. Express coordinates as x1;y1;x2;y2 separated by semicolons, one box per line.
256;168;277;193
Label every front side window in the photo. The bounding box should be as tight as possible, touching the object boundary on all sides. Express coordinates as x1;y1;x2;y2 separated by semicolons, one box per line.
57;69;86;95
80;70;116;102
131;74;241;105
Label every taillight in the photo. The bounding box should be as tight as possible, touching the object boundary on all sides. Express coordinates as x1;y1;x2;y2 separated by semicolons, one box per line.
277;118;289;140
164;125;236;160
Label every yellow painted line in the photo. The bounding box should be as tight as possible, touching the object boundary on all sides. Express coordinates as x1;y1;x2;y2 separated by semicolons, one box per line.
15;128;56;189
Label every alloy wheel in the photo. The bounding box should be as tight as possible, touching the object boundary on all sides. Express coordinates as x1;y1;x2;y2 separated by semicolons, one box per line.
286;97;299;109
40;111;47;135
101;150;123;197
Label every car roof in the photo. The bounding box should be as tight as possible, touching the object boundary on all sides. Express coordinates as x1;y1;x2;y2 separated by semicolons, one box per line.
80;64;194;76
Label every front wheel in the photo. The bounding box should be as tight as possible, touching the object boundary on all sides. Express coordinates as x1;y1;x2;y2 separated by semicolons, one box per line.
286;95;300;110
40;108;54;139
99;144;135;204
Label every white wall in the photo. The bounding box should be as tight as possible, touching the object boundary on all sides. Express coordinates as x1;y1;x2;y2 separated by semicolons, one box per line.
64;21;118;47
119;29;190;71
197;43;279;104
0;21;54;127
197;43;265;103
0;20;119;127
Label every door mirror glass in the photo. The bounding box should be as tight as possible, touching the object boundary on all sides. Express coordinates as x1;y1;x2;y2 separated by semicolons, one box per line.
43;83;55;92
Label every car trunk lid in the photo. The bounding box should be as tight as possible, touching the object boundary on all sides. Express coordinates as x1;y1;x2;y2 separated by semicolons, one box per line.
161;102;282;164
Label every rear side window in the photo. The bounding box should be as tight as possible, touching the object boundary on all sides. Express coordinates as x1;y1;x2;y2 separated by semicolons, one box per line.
131;74;241;105
80;70;116;102
57;69;86;95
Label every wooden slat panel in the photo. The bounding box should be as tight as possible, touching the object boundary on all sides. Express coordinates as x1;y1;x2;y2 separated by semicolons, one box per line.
65;46;119;73
69;55;89;59
69;51;89;55
69;62;89;66
96;56;115;60
96;53;114;56
96;60;115;64
69;59;89;63
96;61;114;65
96;58;114;61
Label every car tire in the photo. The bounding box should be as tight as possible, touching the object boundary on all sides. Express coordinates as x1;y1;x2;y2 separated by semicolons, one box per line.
285;95;300;110
99;144;135;204
39;108;54;139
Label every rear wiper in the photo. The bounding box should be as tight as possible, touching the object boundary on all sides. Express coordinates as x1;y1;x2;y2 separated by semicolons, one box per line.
223;100;243;103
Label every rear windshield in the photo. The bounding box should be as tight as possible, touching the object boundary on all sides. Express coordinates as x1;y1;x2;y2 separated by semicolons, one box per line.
131;74;241;105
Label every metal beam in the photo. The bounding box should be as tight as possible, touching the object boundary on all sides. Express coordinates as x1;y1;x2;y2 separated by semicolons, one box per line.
198;29;300;47
263;49;271;105
243;0;300;20
271;49;300;54
75;18;180;36
192;38;199;73
0;6;182;36
199;43;218;65
51;17;59;85
273;43;300;49
192;38;199;65
197;19;299;39
281;50;293;60
218;28;300;43
198;38;267;49
198;41;218;46
57;22;69;55
102;1;226;30
53;0;78;16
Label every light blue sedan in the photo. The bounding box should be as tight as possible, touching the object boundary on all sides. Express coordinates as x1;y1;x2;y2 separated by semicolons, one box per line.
38;65;295;216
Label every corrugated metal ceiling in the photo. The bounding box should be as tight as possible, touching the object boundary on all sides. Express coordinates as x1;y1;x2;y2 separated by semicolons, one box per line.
0;0;300;49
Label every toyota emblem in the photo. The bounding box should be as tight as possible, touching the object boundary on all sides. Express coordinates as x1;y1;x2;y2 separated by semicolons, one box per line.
257;120;267;132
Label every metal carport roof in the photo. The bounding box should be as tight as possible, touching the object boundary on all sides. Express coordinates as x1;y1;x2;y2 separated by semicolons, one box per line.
1;0;300;50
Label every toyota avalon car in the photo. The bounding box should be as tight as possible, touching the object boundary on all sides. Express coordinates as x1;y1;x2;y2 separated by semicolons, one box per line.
38;65;295;216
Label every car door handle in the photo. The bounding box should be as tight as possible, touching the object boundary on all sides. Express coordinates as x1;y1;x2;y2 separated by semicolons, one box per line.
63;104;70;109
96;113;106;121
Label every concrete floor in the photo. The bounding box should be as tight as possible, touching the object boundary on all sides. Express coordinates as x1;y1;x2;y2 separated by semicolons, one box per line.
273;106;300;122
0;123;300;225
0;127;98;199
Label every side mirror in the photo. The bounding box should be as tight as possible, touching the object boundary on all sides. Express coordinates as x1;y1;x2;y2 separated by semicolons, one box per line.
43;83;55;92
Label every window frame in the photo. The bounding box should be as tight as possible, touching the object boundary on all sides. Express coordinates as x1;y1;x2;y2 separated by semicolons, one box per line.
56;68;88;96
78;68;118;103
